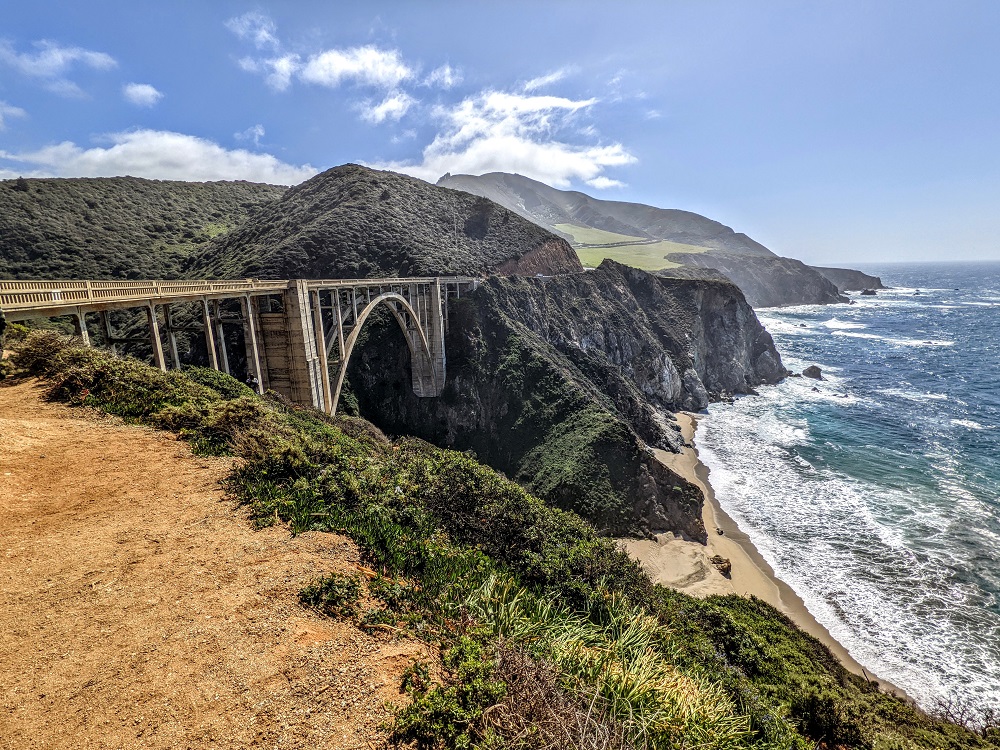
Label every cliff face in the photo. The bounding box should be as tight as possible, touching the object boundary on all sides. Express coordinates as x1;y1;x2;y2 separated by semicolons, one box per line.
668;252;847;308
346;261;785;539
811;265;886;292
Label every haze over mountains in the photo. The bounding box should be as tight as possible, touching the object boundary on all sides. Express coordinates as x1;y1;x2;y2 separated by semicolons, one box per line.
437;172;882;307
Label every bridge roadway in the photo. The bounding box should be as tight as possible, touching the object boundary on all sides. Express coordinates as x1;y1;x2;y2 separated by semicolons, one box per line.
0;276;479;415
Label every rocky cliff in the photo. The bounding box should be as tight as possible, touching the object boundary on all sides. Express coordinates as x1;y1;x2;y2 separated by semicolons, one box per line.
346;261;785;539
811;265;886;292
669;252;848;307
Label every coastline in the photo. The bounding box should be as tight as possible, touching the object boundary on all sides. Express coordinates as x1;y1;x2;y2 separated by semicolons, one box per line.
620;412;908;698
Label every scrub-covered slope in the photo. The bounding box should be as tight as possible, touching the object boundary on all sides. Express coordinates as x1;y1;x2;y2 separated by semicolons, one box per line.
0;176;285;279
187;164;582;280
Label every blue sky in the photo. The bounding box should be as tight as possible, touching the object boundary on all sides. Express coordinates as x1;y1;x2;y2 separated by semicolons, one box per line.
2;1;999;264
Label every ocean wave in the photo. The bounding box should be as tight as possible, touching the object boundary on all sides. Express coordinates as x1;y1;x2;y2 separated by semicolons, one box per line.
878;388;948;402
822;317;866;330
697;402;1000;713
832;331;954;347
950;419;990;430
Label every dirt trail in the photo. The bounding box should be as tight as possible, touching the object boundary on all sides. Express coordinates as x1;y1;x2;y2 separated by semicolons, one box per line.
0;378;427;749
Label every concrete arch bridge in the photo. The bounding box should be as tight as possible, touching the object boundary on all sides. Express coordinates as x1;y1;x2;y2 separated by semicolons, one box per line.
0;276;478;414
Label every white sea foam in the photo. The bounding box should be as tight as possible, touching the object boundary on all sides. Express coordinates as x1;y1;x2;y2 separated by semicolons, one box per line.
832;331;954;347
697;381;1000;714
878;388;948;402
951;419;987;430
822;317;866;329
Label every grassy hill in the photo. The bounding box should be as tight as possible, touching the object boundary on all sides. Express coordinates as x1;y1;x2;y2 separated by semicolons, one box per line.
186;164;581;280
0;176;285;279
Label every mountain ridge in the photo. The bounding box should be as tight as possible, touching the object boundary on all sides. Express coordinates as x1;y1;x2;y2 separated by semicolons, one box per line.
437;171;861;307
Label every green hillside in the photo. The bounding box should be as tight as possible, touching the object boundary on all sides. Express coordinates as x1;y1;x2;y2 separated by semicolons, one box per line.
187;165;581;279
0;176;285;280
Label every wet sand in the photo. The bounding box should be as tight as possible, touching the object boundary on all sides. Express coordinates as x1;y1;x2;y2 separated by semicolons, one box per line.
620;413;907;696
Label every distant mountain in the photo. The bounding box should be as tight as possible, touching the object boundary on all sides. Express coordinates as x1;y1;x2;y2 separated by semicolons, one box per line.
187;165;581;280
0;176;286;280
437;171;851;307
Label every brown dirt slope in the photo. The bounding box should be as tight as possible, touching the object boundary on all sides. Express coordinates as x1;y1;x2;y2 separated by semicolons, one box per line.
0;378;426;749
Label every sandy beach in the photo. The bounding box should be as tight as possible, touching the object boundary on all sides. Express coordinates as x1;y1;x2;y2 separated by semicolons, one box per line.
620;412;903;694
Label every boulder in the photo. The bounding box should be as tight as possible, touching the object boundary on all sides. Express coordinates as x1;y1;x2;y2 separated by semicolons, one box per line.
802;365;824;380
709;554;732;578
860;289;877;296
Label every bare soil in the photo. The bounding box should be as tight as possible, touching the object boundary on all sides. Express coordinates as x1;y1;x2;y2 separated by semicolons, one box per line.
0;378;429;749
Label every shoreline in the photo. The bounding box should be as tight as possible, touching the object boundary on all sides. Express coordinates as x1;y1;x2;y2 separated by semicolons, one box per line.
620;412;908;699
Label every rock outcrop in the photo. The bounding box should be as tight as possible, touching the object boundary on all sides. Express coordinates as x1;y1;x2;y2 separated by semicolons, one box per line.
811;266;886;293
346;261;785;539
668;252;847;308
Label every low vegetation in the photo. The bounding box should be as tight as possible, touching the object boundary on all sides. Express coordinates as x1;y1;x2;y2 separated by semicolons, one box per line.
0;176;284;279
6;331;998;750
185;165;581;280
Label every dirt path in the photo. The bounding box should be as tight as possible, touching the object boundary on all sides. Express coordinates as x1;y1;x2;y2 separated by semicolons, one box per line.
0;378;428;749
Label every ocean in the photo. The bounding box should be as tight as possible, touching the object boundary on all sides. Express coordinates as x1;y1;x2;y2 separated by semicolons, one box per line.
696;261;1000;713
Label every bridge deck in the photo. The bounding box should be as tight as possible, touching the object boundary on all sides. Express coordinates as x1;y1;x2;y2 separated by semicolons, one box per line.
0;277;477;321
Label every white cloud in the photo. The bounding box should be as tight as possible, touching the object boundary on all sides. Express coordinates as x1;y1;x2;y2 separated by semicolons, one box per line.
122;83;163;107
361;92;416;124
235;123;266;147
239;54;301;91
424;64;461;89
300;46;413;89
225;12;280;50
586;176;625;189
0;40;116;96
374;90;634;188
0;100;27;129
523;67;577;93
0;129;317;185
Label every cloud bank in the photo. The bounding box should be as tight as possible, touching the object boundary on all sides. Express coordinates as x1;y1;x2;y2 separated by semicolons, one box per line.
375;91;635;188
0;130;317;185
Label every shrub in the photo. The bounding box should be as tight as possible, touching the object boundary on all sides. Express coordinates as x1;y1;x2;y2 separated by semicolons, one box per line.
299;573;362;618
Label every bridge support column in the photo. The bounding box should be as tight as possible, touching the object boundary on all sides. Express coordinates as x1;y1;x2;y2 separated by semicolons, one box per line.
146;305;166;372
214;301;230;375
241;296;264;394
201;298;218;370
164;304;181;369
310;290;333;414
72;309;90;347
100;311;116;354
280;281;325;410
407;280;446;397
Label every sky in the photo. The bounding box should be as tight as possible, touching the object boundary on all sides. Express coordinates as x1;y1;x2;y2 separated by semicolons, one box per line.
2;1;1000;265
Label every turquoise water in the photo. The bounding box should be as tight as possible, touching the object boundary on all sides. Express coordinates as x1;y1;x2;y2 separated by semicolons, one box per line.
697;261;1000;712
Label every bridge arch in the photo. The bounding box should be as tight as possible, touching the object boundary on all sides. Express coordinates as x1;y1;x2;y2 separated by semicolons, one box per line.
329;292;438;415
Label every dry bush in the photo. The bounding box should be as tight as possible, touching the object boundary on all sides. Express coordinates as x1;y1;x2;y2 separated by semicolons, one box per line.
483;643;638;750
